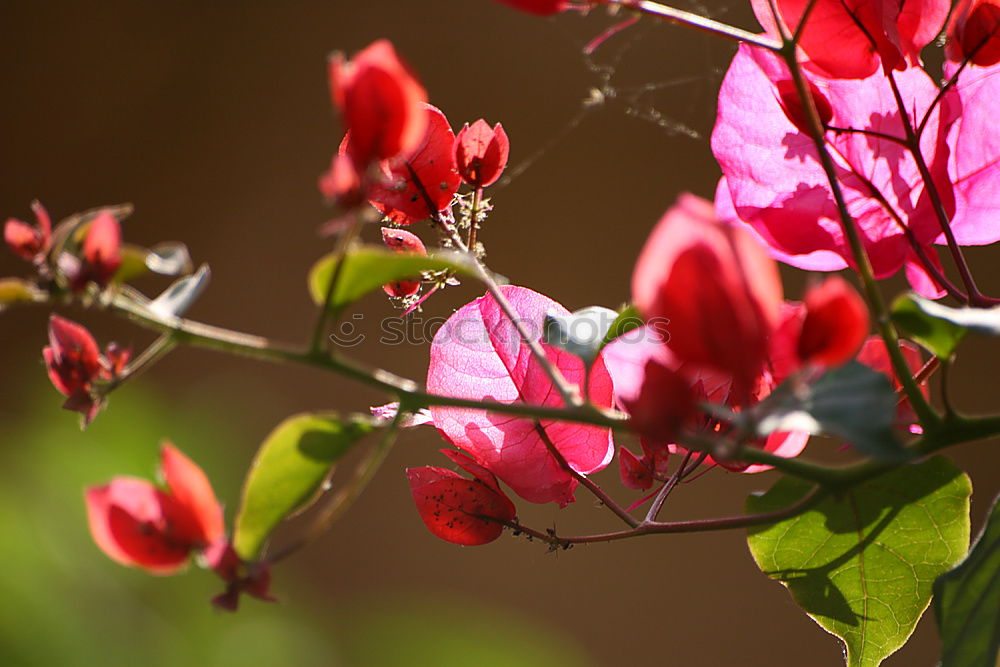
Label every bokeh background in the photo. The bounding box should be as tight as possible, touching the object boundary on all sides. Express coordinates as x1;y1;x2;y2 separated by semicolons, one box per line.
1;2;998;665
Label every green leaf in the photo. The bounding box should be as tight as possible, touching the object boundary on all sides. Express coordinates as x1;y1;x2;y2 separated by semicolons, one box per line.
747;457;971;667
753;362;908;462
600;304;645;348
0;278;44;309
308;246;478;317
934;492;1000;667
234;412;377;560
891;294;970;359
543;306;619;365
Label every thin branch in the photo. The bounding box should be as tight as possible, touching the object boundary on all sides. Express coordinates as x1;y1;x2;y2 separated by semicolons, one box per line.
885;70;990;306
534;422;639;527
598;0;782;52
777;40;940;428
268;409;404;563
826;125;910;147
105;291;625;428
501;484;827;547
405;162;583;410
643;450;692;524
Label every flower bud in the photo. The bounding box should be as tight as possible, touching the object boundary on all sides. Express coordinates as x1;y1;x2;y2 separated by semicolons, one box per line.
381;227;427;298
70;211;122;290
631;194;783;400
454;120;509;188
797;276;870;368
85;443;224;574
328;40;427;169
4;200;51;262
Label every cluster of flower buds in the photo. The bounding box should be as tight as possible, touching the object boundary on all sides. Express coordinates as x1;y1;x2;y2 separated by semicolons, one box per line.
5;204;123;292
320;39;511;308
43;315;130;424
321;40;510;222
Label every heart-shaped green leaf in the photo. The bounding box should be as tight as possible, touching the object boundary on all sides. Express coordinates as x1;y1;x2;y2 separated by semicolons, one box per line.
308;246;478;317
934;492;1000;667
234;412;377;560
747;457;971;667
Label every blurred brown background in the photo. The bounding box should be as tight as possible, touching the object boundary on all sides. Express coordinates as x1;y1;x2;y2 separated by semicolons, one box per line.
1;1;998;665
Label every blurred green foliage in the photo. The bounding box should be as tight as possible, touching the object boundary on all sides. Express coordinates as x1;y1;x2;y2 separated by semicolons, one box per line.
0;382;593;667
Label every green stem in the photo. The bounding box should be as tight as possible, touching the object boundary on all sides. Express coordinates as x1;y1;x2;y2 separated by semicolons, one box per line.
739;412;1000;488
468;186;483;255
102;333;177;394
310;217;363;353
107;292;625;428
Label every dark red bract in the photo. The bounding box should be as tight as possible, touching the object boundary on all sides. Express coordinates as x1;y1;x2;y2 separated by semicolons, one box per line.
366;104;461;225
407;451;517;546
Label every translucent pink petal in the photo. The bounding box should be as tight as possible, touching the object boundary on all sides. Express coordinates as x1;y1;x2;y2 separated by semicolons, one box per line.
944;62;1000;245
427;286;615;507
712;44;950;279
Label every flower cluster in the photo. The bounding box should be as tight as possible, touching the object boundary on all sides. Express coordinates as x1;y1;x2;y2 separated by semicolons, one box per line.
319;40;510;304
4;1;998;643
